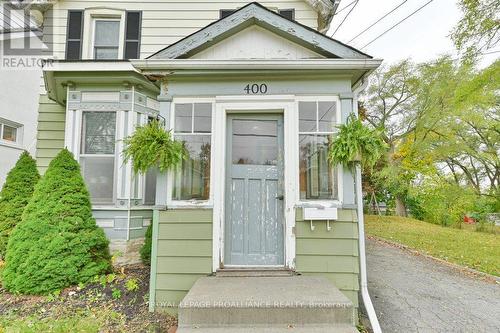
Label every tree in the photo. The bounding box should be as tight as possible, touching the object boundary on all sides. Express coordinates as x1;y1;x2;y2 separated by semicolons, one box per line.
2;149;111;294
0;152;40;259
361;60;420;216
452;0;500;57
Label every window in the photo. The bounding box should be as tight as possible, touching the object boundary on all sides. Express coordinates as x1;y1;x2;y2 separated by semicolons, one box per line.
172;103;212;201
220;9;236;19
298;101;338;200
279;9;295;21
93;19;120;59
0;119;21;145
80;112;117;204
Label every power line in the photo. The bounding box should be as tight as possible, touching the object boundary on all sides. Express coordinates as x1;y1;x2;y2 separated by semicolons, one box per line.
482;50;500;55
361;0;435;50
348;0;409;43
334;0;358;16
331;0;360;37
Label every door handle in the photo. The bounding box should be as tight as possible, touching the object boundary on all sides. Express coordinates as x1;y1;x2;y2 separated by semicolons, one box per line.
276;195;284;200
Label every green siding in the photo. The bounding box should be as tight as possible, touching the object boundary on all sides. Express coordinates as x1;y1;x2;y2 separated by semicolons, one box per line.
36;94;65;173
295;208;360;307
152;209;213;313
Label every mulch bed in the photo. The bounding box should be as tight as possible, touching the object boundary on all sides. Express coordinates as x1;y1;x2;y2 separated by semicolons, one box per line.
0;264;177;332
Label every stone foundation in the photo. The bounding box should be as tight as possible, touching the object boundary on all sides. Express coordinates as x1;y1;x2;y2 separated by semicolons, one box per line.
109;238;145;266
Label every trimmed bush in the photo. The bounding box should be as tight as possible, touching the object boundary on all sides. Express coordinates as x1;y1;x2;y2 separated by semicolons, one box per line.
2;149;111;294
0;152;40;259
140;224;152;265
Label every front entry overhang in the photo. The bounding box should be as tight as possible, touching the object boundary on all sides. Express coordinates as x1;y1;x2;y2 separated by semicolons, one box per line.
131;58;383;90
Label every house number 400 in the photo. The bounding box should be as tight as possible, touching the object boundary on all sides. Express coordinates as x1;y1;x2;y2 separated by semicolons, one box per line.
244;83;268;94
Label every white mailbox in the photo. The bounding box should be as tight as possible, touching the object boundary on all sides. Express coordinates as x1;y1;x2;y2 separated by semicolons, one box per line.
303;207;338;220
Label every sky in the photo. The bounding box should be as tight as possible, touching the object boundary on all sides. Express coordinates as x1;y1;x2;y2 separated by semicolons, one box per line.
328;0;499;67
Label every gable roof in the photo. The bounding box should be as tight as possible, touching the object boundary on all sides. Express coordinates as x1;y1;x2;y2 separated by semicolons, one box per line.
148;2;371;60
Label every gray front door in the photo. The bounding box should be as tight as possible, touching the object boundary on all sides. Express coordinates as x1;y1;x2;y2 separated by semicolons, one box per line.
225;114;284;266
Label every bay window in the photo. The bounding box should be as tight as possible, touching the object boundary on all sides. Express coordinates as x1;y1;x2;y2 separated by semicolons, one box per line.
80;111;117;204
172;103;212;201
298;100;339;200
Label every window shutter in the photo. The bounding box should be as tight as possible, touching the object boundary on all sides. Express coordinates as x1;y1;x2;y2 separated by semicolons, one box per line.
65;10;84;60
124;11;142;59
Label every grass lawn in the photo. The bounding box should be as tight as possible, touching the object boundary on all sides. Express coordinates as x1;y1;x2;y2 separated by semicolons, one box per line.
365;215;500;277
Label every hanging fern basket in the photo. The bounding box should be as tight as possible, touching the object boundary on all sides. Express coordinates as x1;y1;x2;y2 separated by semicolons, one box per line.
328;114;386;169
122;120;186;174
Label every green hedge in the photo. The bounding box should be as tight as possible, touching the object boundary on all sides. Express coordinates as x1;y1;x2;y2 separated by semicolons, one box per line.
140;224;152;265
2;149;111;294
0;152;39;259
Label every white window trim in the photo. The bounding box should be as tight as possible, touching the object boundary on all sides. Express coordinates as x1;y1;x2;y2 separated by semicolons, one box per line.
0;118;23;148
166;98;216;208
296;95;343;207
81;8;125;60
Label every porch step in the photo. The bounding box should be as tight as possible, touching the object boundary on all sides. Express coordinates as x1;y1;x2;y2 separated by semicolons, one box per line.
177;276;356;332
216;268;295;277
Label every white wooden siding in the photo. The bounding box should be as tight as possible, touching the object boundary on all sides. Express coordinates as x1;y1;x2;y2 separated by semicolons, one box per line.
43;0;319;59
191;26;324;60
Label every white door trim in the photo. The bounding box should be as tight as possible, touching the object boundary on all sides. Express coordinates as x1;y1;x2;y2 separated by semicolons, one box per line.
212;96;297;272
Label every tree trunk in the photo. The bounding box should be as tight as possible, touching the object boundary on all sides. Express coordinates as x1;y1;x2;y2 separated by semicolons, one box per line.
395;196;407;217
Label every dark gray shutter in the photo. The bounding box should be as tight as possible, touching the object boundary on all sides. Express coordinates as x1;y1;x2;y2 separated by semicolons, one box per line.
65;10;84;60
124;11;142;59
279;9;295;21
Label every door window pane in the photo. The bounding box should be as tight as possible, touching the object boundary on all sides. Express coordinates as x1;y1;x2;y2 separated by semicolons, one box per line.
80;156;115;204
232;119;278;165
172;135;211;200
81;112;116;154
299;135;337;200
94;20;120;60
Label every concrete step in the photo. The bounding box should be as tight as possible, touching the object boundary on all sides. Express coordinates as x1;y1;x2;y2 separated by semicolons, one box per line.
177;324;359;333
178;276;356;330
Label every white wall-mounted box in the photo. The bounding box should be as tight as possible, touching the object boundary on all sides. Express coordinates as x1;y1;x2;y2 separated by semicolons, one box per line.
303;207;338;220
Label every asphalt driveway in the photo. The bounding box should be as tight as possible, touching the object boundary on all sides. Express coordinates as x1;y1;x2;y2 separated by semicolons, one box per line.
365;237;500;333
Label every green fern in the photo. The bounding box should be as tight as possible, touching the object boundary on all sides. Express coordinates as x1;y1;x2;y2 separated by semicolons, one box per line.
328;114;387;169
122;120;185;174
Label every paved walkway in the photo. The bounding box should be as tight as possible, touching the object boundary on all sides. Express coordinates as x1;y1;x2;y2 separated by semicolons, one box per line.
365;238;500;333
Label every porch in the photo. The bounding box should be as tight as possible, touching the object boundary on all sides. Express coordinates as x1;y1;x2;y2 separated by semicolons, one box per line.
176;275;357;332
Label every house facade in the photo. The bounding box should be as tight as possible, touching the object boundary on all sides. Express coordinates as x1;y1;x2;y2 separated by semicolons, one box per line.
32;0;382;322
0;3;42;187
